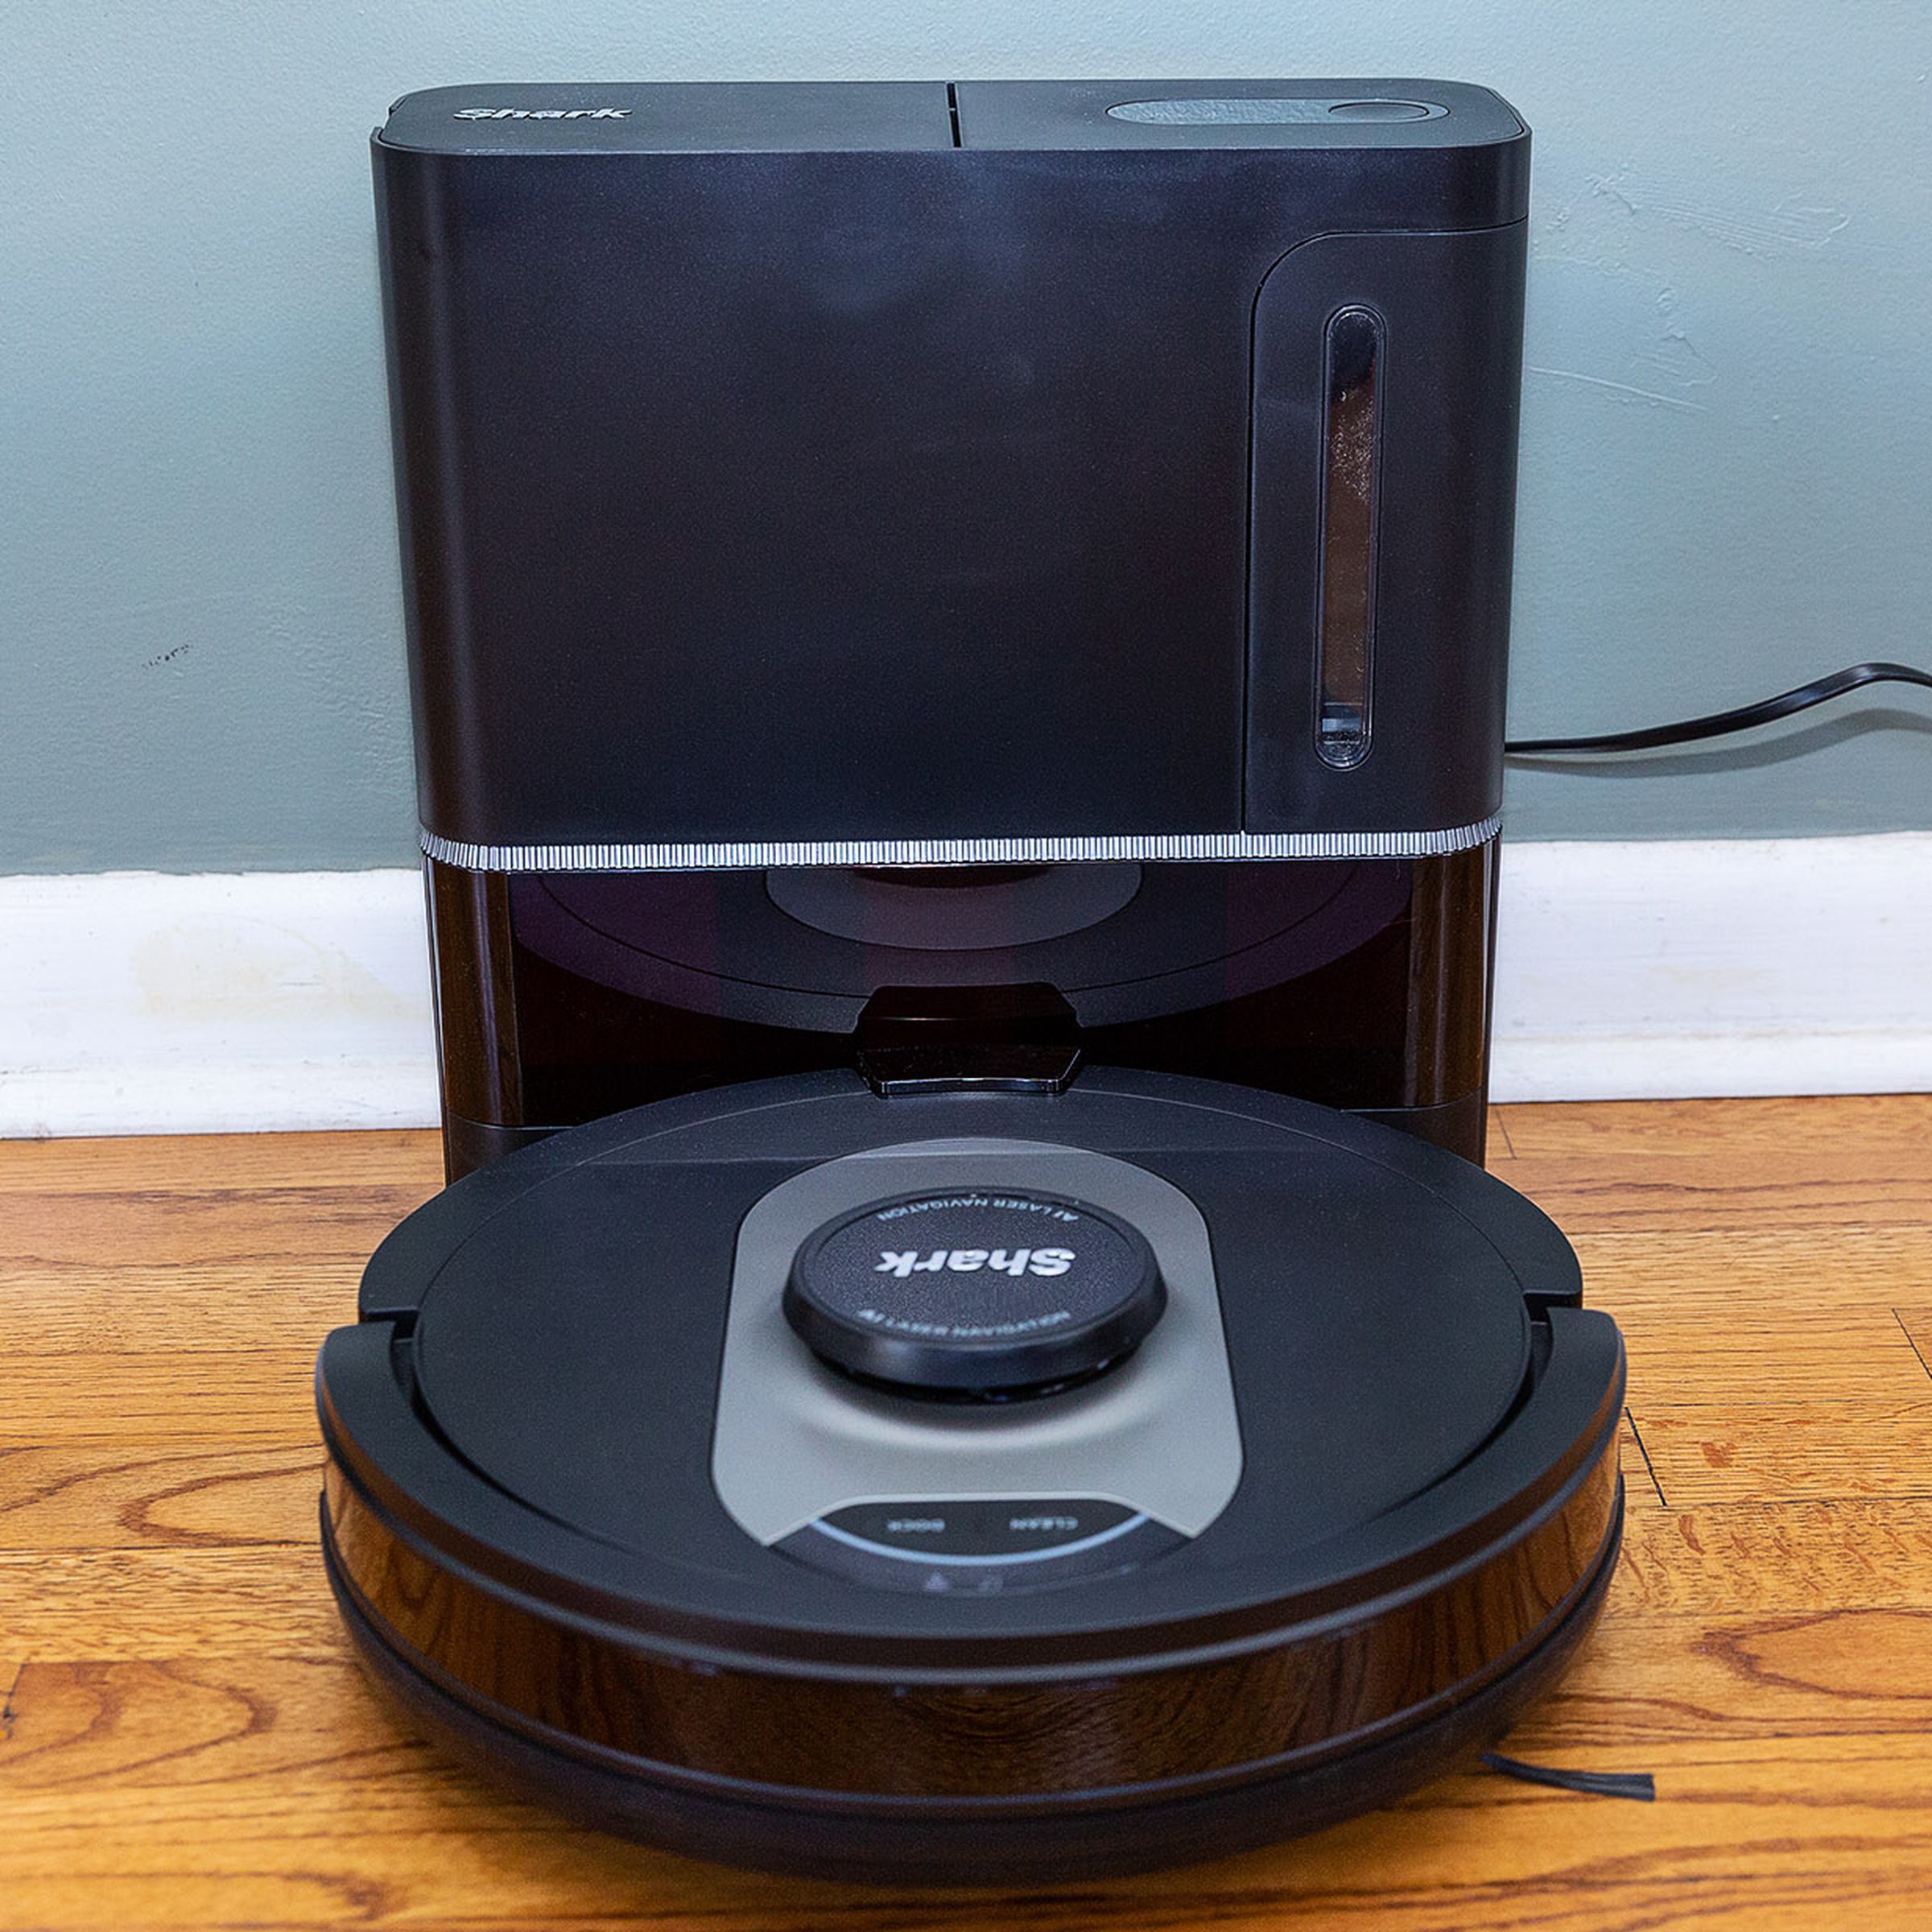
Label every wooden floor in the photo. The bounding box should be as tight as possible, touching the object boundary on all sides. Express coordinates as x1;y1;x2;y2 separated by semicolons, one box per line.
3;1097;1931;1930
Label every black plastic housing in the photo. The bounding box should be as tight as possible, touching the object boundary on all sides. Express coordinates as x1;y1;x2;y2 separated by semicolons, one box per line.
378;80;1526;852
375;80;1528;1178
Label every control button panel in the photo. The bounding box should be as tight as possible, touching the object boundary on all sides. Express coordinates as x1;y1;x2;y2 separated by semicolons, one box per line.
1106;96;1447;126
776;1496;1185;1594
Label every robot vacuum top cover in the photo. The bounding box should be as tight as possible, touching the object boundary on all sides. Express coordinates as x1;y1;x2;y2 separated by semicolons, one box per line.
324;1067;1618;1637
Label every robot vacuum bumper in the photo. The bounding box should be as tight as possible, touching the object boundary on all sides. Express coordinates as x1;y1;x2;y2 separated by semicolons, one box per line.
322;1472;1620;1882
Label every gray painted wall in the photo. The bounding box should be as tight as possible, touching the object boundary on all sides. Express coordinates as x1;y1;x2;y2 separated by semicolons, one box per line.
7;3;1929;872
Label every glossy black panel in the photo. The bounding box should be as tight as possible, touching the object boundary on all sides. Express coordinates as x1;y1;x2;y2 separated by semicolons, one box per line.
425;843;1496;1178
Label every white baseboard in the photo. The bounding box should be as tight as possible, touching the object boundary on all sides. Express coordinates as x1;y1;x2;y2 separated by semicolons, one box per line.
0;869;438;1137
1489;834;1932;1102
0;836;1926;1136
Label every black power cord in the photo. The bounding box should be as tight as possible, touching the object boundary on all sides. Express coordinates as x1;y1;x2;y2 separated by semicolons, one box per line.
1481;1752;1657;1802
1505;661;1932;757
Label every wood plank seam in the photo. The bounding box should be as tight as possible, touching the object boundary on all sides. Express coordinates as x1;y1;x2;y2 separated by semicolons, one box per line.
1896;1310;1932;1385
1;1659;23;1744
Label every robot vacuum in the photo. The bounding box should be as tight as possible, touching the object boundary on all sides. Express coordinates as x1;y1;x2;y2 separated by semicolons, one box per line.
317;1067;1624;1881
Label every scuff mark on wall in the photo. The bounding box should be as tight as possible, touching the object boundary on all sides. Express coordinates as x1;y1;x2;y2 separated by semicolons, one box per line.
1546;162;1850;262
1636;293;1719;391
1657;196;1850;258
1526;365;1707;413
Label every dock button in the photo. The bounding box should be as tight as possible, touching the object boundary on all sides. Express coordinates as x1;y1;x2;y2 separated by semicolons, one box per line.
775;1496;1184;1592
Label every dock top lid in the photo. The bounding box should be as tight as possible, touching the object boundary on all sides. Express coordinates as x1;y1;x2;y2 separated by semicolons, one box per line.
378;79;1524;157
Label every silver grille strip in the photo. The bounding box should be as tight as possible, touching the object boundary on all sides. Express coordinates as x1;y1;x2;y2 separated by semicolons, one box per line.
420;815;1501;873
